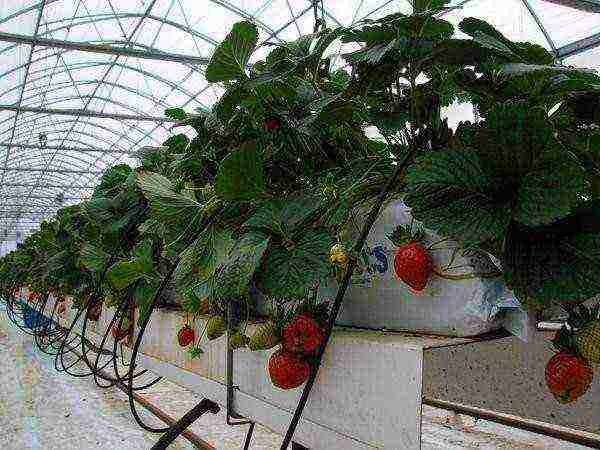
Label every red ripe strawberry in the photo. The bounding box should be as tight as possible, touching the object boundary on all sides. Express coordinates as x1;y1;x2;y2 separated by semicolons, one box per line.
177;324;195;347
389;225;432;292
268;350;310;390
545;352;593;404
282;314;325;355
265;117;281;130
394;242;432;291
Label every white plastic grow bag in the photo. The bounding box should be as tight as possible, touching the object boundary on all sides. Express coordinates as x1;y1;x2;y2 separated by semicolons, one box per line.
320;200;523;337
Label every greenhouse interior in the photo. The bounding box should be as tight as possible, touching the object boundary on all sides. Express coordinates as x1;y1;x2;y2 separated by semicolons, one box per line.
0;0;599;449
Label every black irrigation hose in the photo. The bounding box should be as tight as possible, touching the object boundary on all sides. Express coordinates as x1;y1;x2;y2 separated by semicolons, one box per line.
279;148;417;449
126;262;177;433
127;208;225;434
2;285;160;393
55;303;105;377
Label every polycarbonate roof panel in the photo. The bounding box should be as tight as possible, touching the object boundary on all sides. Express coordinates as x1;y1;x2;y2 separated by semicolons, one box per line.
0;0;599;241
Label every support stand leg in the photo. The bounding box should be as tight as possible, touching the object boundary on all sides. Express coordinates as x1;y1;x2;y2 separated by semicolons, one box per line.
151;399;220;450
243;422;255;450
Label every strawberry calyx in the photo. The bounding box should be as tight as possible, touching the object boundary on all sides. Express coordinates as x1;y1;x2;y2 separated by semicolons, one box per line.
552;325;578;355
387;224;425;247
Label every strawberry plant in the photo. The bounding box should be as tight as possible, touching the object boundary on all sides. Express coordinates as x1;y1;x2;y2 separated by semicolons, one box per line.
0;1;599;405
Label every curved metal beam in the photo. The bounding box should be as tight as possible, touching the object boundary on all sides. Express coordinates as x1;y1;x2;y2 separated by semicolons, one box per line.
4;0;160;237
18;80;179;118
3;167;102;174
521;0;558;54
542;0;600;13
1;152;108;173
0;141;123;168
2;194;80;200
207;0;279;36
40;13;219;46
0;115;158;149
0;61;204;108
0;95;169;141
0;0;59;27
0;152;108;174
0;32;210;65
556;31;600;59
2;182;92;189
0;1;45;204
5;127;133;153
0;105;176;123
0;117;145;146
0;143;129;154
1;137;133;155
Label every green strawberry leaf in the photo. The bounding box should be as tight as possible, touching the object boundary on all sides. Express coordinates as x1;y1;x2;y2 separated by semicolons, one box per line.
107;259;144;290
245;194;320;238
413;0;451;12
458;18;519;59
132;239;154;274
428;39;509;66
258;229;335;297
164;107;186;121
504;219;600;307
215;141;265;201
79;244;109;273
205;21;258;83
514;150;586;226
93;164;132;197
214;231;269;299
405;150;512;246
134;278;159;325
175;227;234;294
137;171;202;229
476;104;554;183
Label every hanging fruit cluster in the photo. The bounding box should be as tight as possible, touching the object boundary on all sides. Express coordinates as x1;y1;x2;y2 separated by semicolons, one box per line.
267;305;328;390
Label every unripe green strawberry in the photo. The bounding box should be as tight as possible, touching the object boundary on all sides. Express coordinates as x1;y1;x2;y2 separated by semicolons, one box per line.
229;332;250;350
248;321;280;351
206;315;226;340
575;322;600;364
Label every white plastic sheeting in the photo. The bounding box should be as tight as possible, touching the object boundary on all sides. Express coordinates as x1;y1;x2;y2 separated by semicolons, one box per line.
0;0;598;240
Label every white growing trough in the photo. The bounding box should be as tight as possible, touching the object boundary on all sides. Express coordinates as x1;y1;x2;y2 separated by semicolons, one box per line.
20;291;600;449
38;292;508;450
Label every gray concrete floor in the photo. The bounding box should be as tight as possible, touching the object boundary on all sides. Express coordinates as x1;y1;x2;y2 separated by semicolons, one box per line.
0;309;594;449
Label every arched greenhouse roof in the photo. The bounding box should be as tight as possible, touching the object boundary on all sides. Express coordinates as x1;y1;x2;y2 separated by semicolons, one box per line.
0;0;598;244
